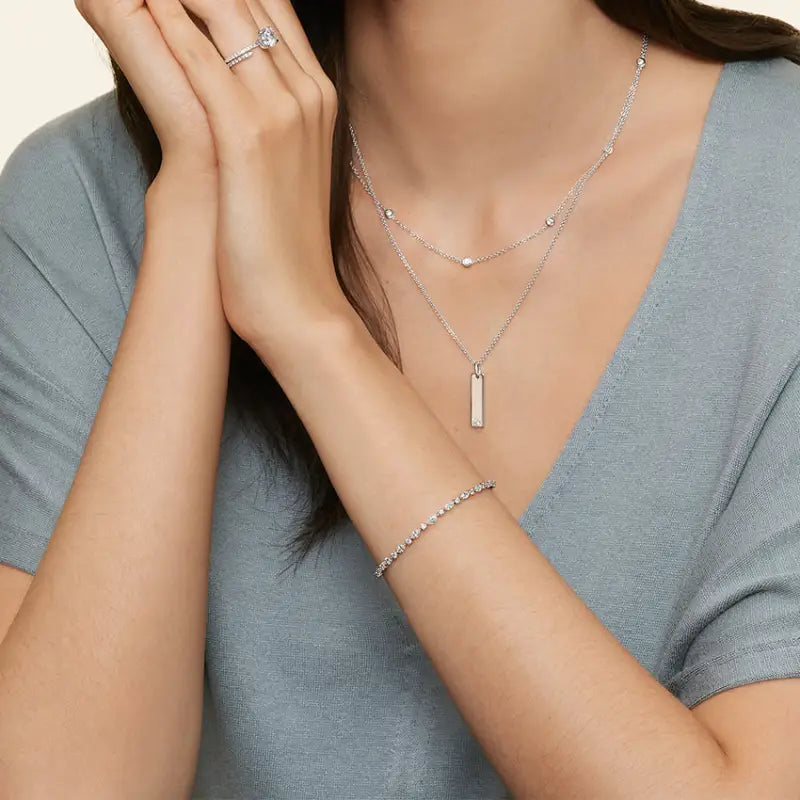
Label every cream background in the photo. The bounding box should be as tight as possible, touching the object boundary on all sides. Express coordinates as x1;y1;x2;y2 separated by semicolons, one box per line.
1;1;799;167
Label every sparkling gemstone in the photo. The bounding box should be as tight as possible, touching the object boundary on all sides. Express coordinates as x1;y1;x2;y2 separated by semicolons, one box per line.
437;509;444;516
454;497;460;504
405;537;412;545
604;145;614;155
637;56;646;67
411;531;419;539
476;486;483;492
257;27;279;48
420;522;427;530
428;515;437;524
445;503;454;510
545;216;556;227
460;492;469;499
461;257;474;267
399;544;405;552
384;208;395;219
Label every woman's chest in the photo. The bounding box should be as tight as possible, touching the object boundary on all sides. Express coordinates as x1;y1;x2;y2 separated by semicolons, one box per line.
371;219;669;523
355;121;702;524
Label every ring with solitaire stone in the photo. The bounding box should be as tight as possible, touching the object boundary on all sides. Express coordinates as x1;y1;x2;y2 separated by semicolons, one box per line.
224;26;280;69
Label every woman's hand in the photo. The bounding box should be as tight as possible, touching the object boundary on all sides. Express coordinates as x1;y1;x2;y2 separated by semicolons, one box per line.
75;0;216;179
143;0;351;358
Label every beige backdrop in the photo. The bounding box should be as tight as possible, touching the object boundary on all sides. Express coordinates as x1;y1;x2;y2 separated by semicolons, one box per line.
1;1;799;167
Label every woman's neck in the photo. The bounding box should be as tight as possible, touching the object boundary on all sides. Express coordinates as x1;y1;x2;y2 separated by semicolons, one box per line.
344;0;649;199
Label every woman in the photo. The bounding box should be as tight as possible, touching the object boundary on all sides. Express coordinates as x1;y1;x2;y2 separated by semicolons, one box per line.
0;0;799;796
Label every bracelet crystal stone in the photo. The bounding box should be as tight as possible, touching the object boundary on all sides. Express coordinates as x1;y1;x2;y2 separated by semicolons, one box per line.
373;479;497;578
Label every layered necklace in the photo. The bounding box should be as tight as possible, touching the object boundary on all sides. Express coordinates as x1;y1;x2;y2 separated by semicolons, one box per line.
349;34;649;429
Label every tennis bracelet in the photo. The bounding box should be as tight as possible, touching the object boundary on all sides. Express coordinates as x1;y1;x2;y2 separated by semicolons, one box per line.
373;479;497;578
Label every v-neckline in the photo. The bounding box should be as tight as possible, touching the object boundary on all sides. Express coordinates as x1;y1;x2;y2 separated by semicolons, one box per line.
516;58;731;534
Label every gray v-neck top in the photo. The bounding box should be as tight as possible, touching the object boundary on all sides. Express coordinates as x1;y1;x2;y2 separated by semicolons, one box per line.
2;56;800;799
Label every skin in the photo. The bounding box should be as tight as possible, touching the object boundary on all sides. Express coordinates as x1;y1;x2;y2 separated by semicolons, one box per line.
1;0;799;797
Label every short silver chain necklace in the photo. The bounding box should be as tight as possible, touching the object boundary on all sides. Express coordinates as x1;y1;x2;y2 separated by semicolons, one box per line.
350;167;565;268
350;35;648;270
349;34;648;429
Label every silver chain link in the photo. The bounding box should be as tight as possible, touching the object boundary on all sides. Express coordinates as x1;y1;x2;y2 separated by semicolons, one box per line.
349;167;562;266
348;34;648;374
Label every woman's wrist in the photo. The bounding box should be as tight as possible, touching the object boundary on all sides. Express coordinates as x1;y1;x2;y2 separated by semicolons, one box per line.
143;162;218;257
140;163;220;293
146;160;216;212
248;298;367;379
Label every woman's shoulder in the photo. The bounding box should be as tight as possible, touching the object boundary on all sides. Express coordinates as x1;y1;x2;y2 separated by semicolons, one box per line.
1;90;147;245
0;92;146;360
713;56;800;197
736;52;800;92
698;57;800;354
712;56;800;189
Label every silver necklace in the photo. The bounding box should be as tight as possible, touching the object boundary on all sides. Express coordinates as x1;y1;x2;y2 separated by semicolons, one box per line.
349;34;648;429
350;165;562;267
349;34;648;270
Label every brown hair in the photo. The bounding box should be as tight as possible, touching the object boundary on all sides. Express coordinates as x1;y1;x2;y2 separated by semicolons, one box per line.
112;1;800;570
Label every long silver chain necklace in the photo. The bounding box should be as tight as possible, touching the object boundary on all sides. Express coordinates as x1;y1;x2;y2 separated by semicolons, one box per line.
349;34;648;429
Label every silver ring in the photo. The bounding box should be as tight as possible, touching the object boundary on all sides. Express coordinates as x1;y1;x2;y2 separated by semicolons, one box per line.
224;26;279;68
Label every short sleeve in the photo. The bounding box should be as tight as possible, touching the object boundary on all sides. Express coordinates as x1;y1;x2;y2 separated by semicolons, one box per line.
662;360;800;708
0;99;133;575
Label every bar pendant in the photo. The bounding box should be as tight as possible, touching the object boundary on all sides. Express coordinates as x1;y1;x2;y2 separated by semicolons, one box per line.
470;371;484;428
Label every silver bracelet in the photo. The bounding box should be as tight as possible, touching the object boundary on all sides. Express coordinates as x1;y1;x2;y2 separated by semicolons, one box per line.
374;479;497;578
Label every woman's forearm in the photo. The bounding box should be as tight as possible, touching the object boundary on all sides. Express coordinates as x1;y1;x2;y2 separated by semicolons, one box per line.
254;310;741;800
0;172;228;799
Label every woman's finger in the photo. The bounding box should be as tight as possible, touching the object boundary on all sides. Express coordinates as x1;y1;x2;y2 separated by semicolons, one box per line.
174;0;284;93
183;0;324;122
144;0;253;136
242;0;307;87
258;0;339;117
259;0;331;85
75;2;209;152
238;0;331;124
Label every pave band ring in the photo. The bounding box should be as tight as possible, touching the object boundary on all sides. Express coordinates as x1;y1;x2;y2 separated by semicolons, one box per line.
224;26;280;68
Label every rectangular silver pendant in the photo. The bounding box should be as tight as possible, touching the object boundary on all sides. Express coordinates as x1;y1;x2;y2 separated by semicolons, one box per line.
470;371;484;428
